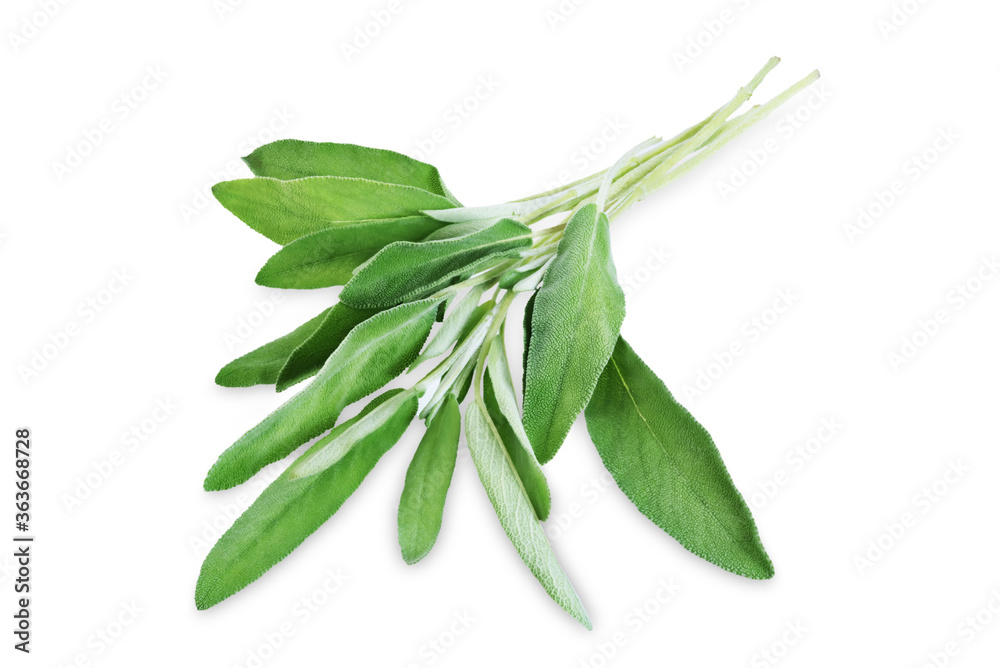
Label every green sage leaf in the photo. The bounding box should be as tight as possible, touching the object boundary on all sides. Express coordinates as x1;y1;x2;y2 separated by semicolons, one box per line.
203;298;440;491
275;303;378;392
256;216;445;289
584;337;774;579
212;176;455;245
422;218;499;241
287;389;418;479
465;398;591;629
215;307;330;388
498;253;551;291
521;291;537;398
340;218;531;310
397;395;460;565
523;203;625;464
243;139;460;204
408;285;486;371
195;390;413;610
483;332;550;520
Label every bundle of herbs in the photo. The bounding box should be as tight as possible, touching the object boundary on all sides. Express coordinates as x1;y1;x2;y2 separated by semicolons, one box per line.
197;57;819;628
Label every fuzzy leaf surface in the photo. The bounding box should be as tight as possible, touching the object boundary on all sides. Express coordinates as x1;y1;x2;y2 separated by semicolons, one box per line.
203;299;439;490
215;307;330;388
340;218;531;310
484;334;550;520
523;204;625;463
409;285;486;371
196;390;413;609
397;395;460;564
256;216;445;289
275;303;378;392
465;400;591;629
212;176;454;244
243;139;460;203
287;389;418;478
584;337;774;580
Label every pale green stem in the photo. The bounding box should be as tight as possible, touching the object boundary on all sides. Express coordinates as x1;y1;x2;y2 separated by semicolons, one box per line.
607;68;820;220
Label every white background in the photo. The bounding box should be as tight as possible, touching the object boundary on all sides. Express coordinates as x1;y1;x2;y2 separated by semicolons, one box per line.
3;0;999;666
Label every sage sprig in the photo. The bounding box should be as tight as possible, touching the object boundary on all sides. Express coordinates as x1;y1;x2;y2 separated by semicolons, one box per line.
197;58;819;627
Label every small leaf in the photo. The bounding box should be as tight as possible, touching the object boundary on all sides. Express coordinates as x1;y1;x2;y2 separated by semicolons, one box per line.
523;204;625;464
340;218;532;310
275;303;378;392
584;337;774;579
203;298;440;491
256;216;445;289
195;390;413;610
212;176;455;244
417;308;493;420
483;332;550;520
287;389;418;479
243;139;460;204
397;395;460;564
215;307;330;388
511;257;553;293
465;398;591;629
498;254;551;290
409;285;486;371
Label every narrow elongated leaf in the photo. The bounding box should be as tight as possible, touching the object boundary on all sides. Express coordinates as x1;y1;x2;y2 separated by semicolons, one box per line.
256;216;445;289
196;390;413;610
465;399;591;629
584;337;774;579
498;253;551;290
523;203;625;464
512;258;553;293
212;176;455;244
203;298;440;491
287;389;417;478
243;139;460;204
409;285;486;371
215;307;330;388
340;218;532;310
422;218;499;241
521;291;537;398
397;395;460;564
418;311;493;420
275;303;378;392
483;333;550;520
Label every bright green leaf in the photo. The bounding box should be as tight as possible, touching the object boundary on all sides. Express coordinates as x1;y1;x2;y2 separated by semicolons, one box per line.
584;337;774;579
521;291;536;399
275;303;378;392
409;285;486;371
195;390;413;610
340;218;531;310
397;395;460;565
287;389;418;479
215;307;330;388
256;216;445;289
212;176;455;245
498;253;551;291
523;204;625;464
422;218;499;241
243;139;460;204
203;298;440;491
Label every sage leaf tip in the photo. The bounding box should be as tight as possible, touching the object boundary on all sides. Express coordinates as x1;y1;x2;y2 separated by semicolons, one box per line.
586;337;775;582
397;394;459;566
214;365;238;388
202;465;230;492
